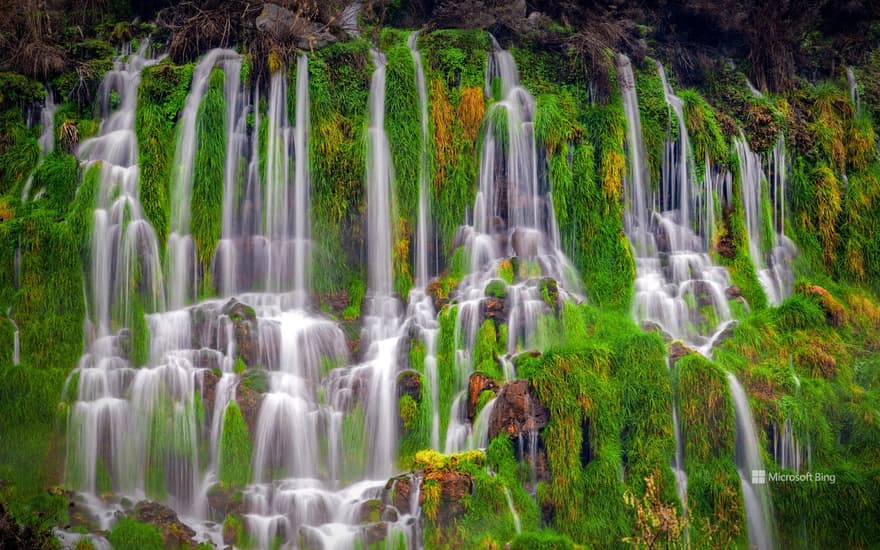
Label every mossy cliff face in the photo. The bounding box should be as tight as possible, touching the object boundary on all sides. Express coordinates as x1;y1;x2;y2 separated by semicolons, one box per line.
0;4;879;548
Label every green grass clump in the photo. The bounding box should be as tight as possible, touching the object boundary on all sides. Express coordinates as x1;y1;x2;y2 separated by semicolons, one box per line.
510;530;574;550
381;29;421;299
137;61;195;246
191;68;227;290
309;40;371;294
218;401;252;488
107;517;164;550
674;353;745;545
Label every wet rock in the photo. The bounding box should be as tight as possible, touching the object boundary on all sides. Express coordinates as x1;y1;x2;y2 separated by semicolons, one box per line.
689;280;719;308
201;368;220;421
424;471;473;526
235;379;263;436
481;296;508;324
641;321;672;342
488;379;549;440
359;499;386;524
386;474;414;516
725;285;742;300
539;277;559;309
668;341;694;365
134;501;197;549
426;280;449;312
207;485;243;522
192;348;222;371
397;370;422;402
116;328;132;359
511;228;539;257
467;373;499;422
223;299;258;366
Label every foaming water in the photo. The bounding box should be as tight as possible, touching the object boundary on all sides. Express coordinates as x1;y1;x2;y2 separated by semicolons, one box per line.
443;38;582;453
735;135;796;304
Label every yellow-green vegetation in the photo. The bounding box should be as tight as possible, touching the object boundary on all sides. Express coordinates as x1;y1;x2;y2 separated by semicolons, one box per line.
309;40;372;293
419;29;488;254
415;444;541;549
674;353;745;546
709;282;880;546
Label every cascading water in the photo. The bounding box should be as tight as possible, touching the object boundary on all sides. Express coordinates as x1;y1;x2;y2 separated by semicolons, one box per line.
770;372;810;472
166;49;241;309
847;67;861;117
444;38;582;453
405;31;442;450
361;48;403;478
735;134;797;304
7;307;19;365
727;373;777;549
619;54;734;349
21;89;57;201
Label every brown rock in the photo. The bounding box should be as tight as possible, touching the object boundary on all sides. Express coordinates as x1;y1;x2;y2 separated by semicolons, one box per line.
134;501;197;549
397;370;421;402
235;381;263;436
725;285;742;299
207;485;243;522
482;296;508;322
467;373;499;422
424;471;473;526
488;379;549;440
668;341;693;365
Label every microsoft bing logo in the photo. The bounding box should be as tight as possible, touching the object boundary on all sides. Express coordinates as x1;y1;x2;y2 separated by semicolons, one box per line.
751;469;766;484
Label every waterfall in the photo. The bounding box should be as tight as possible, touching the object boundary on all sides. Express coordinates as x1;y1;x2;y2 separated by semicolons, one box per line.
735;135;797;304
166;49;241;309
727;373;777;549
21;89;57;201
76;41;164;335
847;67;861;117
213;57;250;298
362;48;403;478
502;485;522;534
7;308;19;365
442;38;581;453
618;55;733;349
406;31;442;450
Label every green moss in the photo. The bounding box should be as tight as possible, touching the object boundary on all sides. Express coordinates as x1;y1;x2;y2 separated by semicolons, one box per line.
510;531;574;550
107;517;164;550
0;110;39;198
219;401;252;488
191;68;226;289
484;279;507;299
397;384;431;468
137;61;194;246
382;29;422;298
0;365;67;499
674;353;745;545
129;298;150;367
309;40;372;294
437;305;459;448
342;403;366;483
14;211;84;370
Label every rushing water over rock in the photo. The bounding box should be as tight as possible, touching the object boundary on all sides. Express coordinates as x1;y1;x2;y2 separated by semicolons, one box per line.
21;89;57;202
727;372;777;550
406;31;442;451
735;135;797;304
166;49;241;309
443;38;581;453
618;54;733;349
